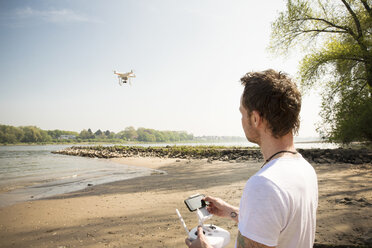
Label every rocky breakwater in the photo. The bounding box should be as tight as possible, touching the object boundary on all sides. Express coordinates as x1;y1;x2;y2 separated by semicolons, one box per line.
52;146;372;165
52;146;264;162
297;148;372;164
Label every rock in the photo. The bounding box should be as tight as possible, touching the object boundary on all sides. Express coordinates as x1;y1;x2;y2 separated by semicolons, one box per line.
353;158;363;164
236;157;244;162
313;158;324;164
221;155;229;161
151;170;165;175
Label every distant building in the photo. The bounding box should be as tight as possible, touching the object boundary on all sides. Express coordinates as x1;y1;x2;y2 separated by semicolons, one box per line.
59;135;76;140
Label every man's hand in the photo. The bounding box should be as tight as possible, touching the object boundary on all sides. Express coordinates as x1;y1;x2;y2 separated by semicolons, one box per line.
204;196;239;222
185;226;212;248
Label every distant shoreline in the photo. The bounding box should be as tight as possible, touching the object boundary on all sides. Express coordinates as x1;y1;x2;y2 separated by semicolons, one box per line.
0;140;214;146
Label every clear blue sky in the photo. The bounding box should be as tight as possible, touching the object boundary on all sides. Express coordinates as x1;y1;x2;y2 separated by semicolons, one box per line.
0;0;321;137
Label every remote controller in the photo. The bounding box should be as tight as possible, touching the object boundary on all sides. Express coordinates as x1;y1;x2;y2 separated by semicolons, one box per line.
176;194;231;248
188;224;230;248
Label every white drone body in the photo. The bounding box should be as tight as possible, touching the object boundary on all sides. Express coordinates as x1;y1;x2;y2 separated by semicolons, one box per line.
113;70;136;85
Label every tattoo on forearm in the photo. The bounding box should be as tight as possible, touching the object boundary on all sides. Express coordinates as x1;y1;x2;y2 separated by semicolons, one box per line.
230;211;238;219
230;208;239;223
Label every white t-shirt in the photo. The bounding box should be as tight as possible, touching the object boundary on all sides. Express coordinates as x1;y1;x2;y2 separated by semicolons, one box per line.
237;155;318;248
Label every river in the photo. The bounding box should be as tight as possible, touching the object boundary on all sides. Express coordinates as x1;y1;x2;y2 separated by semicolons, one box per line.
0;145;157;207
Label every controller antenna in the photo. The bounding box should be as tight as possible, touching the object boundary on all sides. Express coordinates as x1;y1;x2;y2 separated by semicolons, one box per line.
176;209;190;237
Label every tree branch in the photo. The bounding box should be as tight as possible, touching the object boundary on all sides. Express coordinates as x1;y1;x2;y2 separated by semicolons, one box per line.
299;29;348;34
341;0;363;39
318;0;329;17
349;82;367;102
299;16;351;33
360;0;372;18
350;77;368;83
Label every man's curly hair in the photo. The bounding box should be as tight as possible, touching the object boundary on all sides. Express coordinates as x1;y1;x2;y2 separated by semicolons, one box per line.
240;69;301;138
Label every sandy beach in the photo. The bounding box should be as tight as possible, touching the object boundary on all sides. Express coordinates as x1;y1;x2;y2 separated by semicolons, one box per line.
0;157;371;247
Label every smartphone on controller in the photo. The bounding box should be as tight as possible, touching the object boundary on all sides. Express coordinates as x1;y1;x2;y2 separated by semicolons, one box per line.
184;194;207;212
184;193;212;222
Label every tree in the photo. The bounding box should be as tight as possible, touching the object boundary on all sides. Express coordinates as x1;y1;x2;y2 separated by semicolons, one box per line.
94;129;103;136
137;128;156;142
20;126;52;143
270;0;372;143
104;130;115;139
79;129;95;139
47;129;63;139
154;131;166;142
0;125;23;143
123;126;138;141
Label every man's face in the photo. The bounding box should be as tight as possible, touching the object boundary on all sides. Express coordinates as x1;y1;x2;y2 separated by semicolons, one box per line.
240;96;260;144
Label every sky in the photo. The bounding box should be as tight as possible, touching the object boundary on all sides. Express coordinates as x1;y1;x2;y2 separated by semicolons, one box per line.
0;0;322;138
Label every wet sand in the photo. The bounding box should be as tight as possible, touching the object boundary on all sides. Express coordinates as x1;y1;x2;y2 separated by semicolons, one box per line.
0;157;371;247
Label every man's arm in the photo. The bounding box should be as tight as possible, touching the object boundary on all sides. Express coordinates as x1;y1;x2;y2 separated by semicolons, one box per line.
236;231;276;248
203;196;239;223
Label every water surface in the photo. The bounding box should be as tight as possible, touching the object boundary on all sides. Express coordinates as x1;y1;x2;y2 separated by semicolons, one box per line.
0;145;156;207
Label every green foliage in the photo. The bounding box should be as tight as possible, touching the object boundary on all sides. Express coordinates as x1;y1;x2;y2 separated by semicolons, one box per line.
115;126;137;141
79;129;95;139
318;76;372;142
47;130;79;139
104;130;114;139
0;125;243;145
20;126;51;143
0;124;195;144
0;125;52;143
136;127;193;142
0;125;24;144
270;0;372;143
94;129;103;137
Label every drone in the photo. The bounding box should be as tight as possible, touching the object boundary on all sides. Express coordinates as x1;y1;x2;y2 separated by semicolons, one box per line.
113;70;136;85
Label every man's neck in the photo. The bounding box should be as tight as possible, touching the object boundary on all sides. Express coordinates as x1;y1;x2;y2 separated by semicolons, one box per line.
259;132;296;161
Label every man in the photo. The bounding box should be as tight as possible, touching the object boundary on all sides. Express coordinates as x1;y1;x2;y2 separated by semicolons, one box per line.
185;69;318;248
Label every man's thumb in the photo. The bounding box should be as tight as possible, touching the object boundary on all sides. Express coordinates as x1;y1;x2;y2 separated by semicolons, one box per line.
197;226;205;237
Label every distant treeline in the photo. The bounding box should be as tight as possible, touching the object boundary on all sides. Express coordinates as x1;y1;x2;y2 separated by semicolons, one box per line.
0;125;196;144
0;124;247;144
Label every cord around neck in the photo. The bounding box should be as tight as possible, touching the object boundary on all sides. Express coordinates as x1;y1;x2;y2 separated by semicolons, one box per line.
261;150;298;168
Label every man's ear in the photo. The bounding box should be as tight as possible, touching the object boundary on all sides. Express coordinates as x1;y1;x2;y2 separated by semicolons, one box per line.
251;110;261;127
